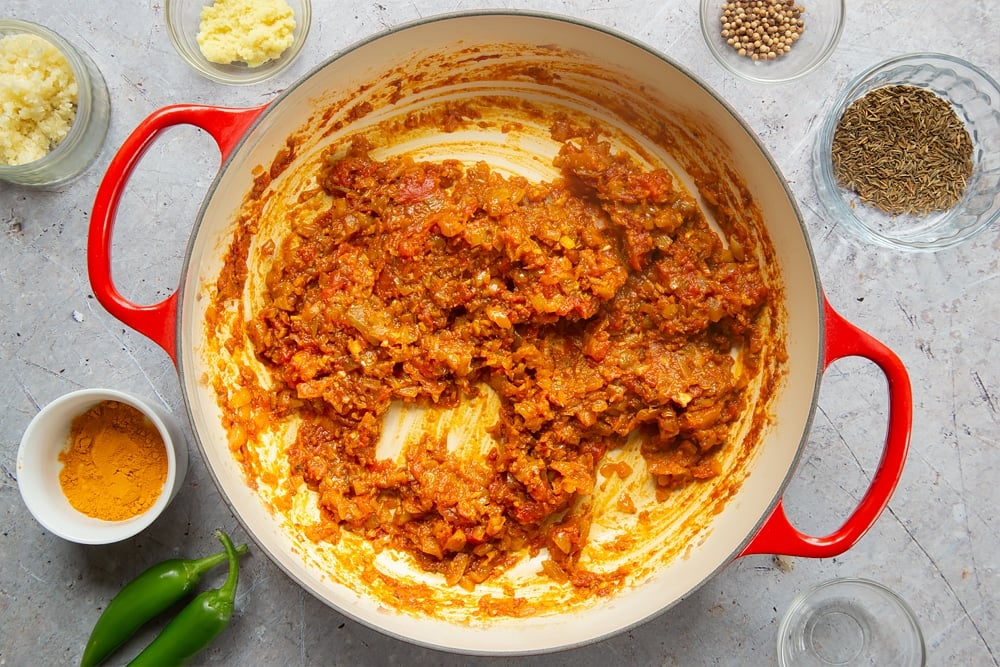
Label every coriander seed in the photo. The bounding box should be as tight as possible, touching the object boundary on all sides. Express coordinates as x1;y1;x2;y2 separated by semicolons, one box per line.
719;0;805;62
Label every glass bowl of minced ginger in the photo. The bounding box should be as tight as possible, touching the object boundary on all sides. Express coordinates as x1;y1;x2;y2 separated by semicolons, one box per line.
165;0;311;85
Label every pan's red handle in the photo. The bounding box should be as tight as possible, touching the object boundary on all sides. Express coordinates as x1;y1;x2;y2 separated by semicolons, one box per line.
88;103;268;365
739;296;912;558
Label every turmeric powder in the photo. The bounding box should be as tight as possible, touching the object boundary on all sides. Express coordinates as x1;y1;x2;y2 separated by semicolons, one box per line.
58;400;168;521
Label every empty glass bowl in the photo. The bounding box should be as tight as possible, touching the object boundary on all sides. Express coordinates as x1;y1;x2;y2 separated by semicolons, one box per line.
165;0;311;85
814;53;1000;251
699;0;845;83
778;578;926;666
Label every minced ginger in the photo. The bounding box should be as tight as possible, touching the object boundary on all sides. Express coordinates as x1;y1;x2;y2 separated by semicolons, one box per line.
197;0;296;68
0;33;78;166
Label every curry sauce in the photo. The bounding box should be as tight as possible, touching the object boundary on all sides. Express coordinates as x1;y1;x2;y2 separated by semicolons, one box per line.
214;119;770;596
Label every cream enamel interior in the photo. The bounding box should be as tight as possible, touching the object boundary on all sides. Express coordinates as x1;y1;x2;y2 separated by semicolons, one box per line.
176;13;822;655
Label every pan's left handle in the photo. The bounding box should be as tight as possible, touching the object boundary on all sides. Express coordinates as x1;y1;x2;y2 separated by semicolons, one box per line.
739;296;912;558
88;104;267;365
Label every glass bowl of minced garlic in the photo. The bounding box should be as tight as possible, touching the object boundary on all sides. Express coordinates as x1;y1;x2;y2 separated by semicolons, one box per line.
0;19;110;186
165;0;311;85
814;53;1000;251
699;0;845;83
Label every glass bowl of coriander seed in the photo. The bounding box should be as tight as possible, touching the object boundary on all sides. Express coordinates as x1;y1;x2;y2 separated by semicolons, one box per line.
699;0;845;83
814;53;1000;251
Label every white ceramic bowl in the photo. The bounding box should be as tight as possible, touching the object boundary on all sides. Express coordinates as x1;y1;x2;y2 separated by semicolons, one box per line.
164;0;311;85
17;389;188;544
699;0;845;83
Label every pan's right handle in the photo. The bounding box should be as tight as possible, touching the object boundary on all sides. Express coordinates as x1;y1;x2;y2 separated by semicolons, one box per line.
88;104;267;365
739;296;913;558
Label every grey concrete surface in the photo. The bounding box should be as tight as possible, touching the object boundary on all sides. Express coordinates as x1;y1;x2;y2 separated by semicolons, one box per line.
2;1;998;665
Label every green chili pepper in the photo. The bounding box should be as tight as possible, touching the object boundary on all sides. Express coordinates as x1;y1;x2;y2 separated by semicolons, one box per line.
127;530;242;667
80;539;249;667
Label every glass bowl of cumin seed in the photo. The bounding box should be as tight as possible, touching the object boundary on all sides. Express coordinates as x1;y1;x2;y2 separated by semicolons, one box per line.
814;53;1000;251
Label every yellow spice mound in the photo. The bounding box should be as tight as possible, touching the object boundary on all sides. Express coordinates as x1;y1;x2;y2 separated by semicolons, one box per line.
0;33;78;166
197;0;297;68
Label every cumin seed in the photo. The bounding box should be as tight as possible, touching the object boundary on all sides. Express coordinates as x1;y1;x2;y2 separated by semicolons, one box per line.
830;85;973;215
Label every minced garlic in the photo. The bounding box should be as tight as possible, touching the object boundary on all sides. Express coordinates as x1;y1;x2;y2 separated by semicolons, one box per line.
0;33;78;166
196;0;297;68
